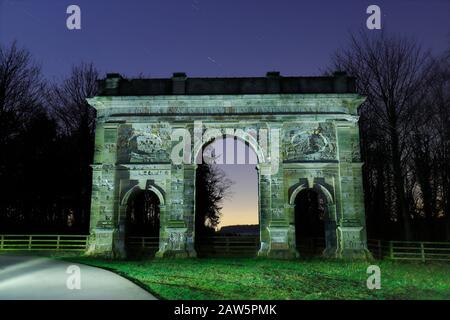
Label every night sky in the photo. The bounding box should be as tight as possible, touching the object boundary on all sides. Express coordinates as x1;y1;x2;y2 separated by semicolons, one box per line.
1;0;448;227
1;0;448;81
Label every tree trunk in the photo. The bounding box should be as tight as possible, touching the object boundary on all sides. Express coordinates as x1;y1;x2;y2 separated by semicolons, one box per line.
390;127;412;240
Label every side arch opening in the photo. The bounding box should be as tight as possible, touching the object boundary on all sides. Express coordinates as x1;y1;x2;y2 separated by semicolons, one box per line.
293;187;330;256
124;187;161;257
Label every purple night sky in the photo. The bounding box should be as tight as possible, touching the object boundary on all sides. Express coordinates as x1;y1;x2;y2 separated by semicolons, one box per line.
1;0;448;227
1;0;448;81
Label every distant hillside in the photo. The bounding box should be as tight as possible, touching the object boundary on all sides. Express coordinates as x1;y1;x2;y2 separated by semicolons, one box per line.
217;224;259;236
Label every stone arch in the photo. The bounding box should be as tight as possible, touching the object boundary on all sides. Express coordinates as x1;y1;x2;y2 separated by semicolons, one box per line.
118;182;165;258
121;183;165;206
193;130;265;164
289;182;334;206
193;134;261;257
289;180;337;257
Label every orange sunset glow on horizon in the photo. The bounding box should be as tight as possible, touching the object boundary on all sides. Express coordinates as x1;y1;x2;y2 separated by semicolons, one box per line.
206;138;259;229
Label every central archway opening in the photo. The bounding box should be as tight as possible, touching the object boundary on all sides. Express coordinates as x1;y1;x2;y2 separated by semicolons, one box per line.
195;136;260;257
294;189;327;256
125;189;160;257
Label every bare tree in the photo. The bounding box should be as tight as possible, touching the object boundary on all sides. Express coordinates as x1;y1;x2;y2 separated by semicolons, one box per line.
47;62;99;228
195;164;234;236
47;62;98;136
0;41;43;147
428;56;450;239
331;31;437;240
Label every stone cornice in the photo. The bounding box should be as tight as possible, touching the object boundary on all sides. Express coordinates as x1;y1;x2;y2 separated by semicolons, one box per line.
87;93;365;118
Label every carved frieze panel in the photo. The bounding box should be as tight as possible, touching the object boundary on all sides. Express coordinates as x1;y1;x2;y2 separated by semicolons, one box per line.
117;123;172;163
283;122;336;161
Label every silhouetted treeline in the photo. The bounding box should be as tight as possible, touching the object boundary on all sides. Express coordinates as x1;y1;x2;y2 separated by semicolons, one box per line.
0;41;97;234
331;32;450;241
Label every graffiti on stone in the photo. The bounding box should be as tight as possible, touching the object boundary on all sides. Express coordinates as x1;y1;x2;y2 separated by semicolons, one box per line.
339;227;364;249
168;230;185;250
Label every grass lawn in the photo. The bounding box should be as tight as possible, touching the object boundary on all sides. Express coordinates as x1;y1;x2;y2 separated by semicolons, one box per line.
60;256;450;300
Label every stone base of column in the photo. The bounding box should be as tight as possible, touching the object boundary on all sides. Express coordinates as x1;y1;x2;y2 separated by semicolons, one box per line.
258;249;297;259
336;248;372;260
155;249;197;258
86;228;117;258
113;222;127;259
322;246;338;258
155;225;196;258
335;226;372;259
267;248;298;259
259;225;298;259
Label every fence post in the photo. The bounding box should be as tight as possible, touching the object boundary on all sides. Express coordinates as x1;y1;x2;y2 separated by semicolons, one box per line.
389;241;394;259
56;236;60;250
142;237;145;248
28;236;32;250
0;235;3;250
420;242;425;262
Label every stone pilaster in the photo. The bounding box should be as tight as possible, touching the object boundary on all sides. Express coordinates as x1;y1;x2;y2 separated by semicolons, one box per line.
267;167;296;259
258;126;296;259
87;123;121;258
183;164;197;256
257;165;271;256
323;202;338;257
156;164;196;258
335;121;370;259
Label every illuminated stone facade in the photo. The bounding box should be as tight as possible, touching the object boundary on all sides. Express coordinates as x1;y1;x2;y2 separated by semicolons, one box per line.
86;72;370;259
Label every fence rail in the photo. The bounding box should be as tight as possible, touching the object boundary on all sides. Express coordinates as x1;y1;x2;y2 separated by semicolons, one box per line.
1;234;449;261
127;236;159;249
368;239;450;262
196;236;260;256
0;234;88;251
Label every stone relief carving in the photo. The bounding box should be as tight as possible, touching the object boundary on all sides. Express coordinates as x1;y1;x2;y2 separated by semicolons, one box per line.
284;122;336;161
117;124;171;163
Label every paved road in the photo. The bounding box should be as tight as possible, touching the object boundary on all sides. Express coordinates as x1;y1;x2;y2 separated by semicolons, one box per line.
0;255;157;300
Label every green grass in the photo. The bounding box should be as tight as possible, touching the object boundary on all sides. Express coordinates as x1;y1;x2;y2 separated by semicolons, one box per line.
59;256;450;300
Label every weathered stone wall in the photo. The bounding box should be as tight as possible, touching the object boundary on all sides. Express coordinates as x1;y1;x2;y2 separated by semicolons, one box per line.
87;83;369;259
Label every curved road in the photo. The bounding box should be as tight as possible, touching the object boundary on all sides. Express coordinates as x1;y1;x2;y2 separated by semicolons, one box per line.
0;255;156;300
